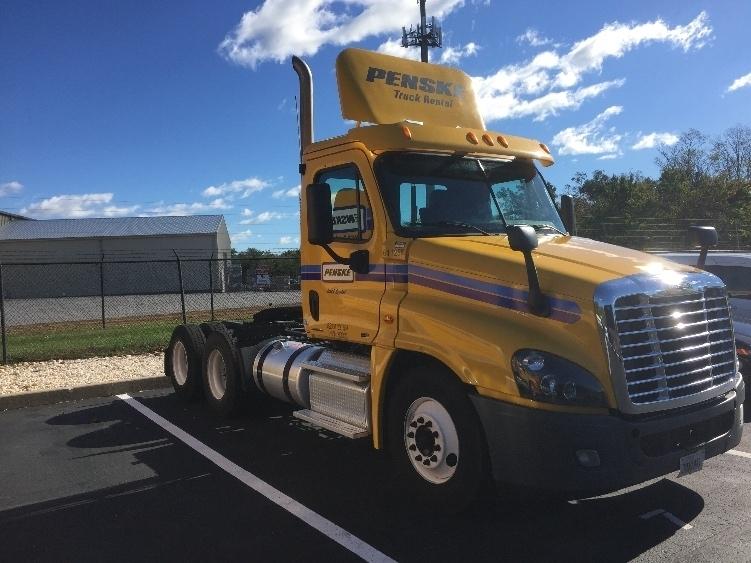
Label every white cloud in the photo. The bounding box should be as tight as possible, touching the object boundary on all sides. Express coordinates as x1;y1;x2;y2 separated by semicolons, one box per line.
202;177;268;198
473;11;711;122
279;235;300;246
439;42;479;65
147;198;231;216
551;105;623;156
376;38;420;61
727;72;751;93
219;0;465;68
232;229;254;243
220;4;710;124
0;181;23;197
272;185;301;199
631;132;679;150
553;11;711;89
21;193;139;219
516;28;552;48
240;209;290;224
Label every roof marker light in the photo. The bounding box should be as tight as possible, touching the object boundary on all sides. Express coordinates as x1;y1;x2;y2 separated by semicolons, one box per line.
497;135;509;148
481;133;494;146
540;143;551;154
466;132;479;144
401;125;412;140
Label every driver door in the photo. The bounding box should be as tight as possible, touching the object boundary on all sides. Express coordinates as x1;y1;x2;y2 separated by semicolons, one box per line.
301;150;385;344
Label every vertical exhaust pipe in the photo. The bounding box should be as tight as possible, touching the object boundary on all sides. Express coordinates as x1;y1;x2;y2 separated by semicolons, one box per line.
292;56;313;168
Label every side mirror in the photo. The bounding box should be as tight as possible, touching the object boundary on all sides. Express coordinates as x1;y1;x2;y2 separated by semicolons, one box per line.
307;183;333;246
506;225;549;317
507;224;539;253
688;226;717;269
560;195;576;236
348;250;370;275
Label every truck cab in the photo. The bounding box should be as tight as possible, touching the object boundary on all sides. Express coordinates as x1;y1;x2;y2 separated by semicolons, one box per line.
165;48;744;511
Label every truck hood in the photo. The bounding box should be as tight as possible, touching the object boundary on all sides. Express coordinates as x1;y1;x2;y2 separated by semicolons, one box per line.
407;235;698;309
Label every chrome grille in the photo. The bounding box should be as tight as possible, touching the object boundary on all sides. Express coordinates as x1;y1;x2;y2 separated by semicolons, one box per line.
613;286;736;406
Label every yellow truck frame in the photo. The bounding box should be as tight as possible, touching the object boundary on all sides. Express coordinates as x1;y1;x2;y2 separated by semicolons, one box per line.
164;48;744;511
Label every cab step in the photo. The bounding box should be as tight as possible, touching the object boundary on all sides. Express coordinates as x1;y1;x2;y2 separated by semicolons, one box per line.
293;409;370;439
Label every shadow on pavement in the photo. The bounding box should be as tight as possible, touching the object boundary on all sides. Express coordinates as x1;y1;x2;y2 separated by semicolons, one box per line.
0;393;707;562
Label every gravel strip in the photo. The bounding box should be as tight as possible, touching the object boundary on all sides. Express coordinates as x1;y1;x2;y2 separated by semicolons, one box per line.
0;353;164;396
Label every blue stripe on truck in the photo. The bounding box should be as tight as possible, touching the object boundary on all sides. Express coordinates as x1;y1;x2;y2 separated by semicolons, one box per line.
300;263;581;324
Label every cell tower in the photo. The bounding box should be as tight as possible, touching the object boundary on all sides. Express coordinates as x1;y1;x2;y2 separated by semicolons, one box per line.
401;0;443;63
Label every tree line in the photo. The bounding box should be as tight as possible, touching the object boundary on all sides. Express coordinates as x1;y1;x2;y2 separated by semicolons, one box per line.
230;248;301;280
229;125;750;260
566;125;751;250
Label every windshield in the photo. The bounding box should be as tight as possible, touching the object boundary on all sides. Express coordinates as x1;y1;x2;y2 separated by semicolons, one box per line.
374;152;566;237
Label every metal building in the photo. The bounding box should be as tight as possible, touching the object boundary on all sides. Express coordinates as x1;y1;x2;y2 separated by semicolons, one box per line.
0;215;232;298
0;210;31;228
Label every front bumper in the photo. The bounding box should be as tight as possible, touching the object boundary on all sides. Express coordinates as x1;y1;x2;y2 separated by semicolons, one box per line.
470;377;744;496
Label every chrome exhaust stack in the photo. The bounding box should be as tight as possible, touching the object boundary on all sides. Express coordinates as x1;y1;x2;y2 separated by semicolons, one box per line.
292;56;314;165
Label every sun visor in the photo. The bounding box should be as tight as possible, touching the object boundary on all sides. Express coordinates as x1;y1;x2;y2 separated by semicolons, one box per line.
336;48;484;130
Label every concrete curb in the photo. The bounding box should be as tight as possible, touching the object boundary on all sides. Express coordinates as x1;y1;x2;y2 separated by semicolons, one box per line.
0;376;172;411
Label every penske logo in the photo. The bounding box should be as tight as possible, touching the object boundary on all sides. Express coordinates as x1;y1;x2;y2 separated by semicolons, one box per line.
365;66;464;108
322;263;354;283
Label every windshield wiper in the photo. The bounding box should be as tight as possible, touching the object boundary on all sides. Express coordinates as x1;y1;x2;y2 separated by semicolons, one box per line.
528;223;567;236
423;220;492;236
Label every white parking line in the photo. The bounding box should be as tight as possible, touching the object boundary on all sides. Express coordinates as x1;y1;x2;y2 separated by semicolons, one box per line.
728;449;751;459
640;509;693;530
117;394;395;563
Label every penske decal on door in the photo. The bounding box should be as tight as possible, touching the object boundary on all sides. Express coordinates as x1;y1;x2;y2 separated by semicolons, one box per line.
322;263;354;282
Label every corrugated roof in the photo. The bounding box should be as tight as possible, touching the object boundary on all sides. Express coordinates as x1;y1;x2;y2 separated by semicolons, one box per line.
0;210;32;221
0;215;225;241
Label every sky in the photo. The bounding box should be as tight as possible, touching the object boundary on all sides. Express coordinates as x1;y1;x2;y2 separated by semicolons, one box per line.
1;0;750;251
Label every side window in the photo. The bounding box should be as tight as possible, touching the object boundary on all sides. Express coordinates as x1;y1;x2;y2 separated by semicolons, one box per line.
316;165;373;242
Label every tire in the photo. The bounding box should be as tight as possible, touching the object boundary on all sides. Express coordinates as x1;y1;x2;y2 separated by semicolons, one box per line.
386;365;491;513
202;325;245;417
165;324;206;401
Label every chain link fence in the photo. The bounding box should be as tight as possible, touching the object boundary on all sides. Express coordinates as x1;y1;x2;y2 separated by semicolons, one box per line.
0;256;301;363
577;217;751;252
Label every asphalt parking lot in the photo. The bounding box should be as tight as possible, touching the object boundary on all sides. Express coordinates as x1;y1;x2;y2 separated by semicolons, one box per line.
1;389;749;563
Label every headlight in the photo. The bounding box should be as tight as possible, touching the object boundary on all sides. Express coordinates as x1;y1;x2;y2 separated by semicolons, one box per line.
511;349;607;408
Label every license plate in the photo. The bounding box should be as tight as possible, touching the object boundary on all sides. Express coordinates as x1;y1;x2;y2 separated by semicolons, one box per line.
678;449;705;476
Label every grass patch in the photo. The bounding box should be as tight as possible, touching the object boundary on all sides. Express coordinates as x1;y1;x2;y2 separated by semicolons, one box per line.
3;307;265;363
6;320;176;363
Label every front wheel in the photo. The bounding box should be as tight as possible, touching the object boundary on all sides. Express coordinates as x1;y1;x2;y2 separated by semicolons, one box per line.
386;366;491;512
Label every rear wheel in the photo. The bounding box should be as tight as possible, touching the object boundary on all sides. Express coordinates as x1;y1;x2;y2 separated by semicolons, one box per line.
386;365;491;513
165;325;206;401
202;326;244;417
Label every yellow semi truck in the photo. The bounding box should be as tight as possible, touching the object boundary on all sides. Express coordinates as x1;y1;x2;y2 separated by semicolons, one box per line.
164;49;744;510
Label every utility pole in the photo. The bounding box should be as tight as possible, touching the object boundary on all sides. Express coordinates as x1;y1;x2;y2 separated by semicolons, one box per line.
401;0;442;63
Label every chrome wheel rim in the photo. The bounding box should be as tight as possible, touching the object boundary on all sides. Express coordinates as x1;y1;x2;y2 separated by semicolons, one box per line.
404;397;459;484
207;349;227;400
172;340;189;386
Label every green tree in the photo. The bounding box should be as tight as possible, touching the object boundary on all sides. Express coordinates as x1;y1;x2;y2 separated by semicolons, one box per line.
568;125;751;250
710;125;751;181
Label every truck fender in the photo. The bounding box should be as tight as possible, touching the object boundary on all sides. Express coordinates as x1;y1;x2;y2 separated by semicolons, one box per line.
372;348;471;450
